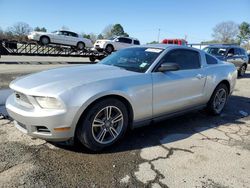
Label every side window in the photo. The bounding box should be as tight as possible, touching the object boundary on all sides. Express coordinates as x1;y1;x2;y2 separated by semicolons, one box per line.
71;32;78;37
227;48;235;55
126;38;132;44
235;48;241;56
160;49;200;70
117;37;132;44
134;40;140;45
206;54;218;65
240;48;247;56
61;31;69;36
117;37;125;43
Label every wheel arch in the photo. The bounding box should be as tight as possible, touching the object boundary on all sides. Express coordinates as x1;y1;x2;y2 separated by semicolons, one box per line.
73;94;134;137
77;41;85;46
216;80;231;94
105;43;114;50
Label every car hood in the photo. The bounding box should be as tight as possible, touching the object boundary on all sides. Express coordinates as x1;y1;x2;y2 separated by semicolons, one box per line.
10;64;139;96
30;31;47;35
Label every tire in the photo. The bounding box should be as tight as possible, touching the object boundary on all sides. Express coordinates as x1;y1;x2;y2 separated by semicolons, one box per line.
39;36;50;45
238;64;247;77
89;56;96;62
105;44;114;54
76;98;128;151
77;42;85;50
206;83;229;115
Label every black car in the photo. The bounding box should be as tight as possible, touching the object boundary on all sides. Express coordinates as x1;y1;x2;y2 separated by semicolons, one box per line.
203;45;249;76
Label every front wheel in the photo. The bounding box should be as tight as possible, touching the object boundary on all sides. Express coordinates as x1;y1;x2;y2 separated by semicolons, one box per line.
76;98;128;151
105;44;114;54
206;83;228;115
40;36;50;45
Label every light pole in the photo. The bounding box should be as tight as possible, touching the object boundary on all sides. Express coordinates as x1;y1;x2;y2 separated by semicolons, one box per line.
157;28;161;43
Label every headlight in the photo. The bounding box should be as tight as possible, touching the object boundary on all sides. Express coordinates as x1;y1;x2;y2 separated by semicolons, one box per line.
35;97;63;109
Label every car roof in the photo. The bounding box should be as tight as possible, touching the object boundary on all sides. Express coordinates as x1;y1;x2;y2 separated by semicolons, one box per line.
138;44;193;50
205;44;240;49
115;36;139;41
59;30;77;34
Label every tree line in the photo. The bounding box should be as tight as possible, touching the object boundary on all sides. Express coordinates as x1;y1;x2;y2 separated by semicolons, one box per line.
0;22;129;43
202;21;250;49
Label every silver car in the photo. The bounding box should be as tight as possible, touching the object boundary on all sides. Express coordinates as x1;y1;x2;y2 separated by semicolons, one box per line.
6;44;237;151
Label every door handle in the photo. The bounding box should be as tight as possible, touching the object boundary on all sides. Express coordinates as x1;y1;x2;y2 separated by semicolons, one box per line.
196;74;205;79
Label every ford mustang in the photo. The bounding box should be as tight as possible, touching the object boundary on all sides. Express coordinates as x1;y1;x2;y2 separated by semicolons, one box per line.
6;44;237;151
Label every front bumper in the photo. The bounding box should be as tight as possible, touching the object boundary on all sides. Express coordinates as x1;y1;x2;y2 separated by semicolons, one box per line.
6;94;74;142
27;34;40;41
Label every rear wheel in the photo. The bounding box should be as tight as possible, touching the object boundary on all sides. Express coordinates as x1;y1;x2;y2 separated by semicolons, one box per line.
76;98;128;151
105;44;114;54
77;42;85;50
238;64;247;77
40;36;50;45
89;56;96;62
207;83;228;115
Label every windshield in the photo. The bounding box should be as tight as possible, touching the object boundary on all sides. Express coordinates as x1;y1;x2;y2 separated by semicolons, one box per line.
99;47;163;73
51;30;58;33
203;47;227;56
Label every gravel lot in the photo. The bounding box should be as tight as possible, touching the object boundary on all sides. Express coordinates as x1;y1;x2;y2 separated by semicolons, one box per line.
0;64;250;188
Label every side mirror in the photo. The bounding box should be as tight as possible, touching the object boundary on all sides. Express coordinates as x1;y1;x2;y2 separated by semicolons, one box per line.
227;53;234;57
157;63;180;72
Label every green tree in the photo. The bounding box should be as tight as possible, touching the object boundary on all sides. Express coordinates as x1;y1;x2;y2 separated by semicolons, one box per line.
82;33;97;43
111;24;129;37
102;24;130;38
212;21;239;43
34;26;47;32
97;34;104;39
238;22;250;43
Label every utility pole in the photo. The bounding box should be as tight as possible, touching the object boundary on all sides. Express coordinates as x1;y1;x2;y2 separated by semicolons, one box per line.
157;28;161;43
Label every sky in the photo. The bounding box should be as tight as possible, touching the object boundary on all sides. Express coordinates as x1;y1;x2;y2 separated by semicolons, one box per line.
0;0;249;44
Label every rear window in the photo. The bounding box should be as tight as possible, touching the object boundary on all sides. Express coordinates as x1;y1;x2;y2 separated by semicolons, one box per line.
206;54;218;65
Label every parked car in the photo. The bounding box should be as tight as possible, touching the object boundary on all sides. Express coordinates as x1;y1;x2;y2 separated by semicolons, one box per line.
203;45;248;76
94;36;140;53
6;44;237;151
28;30;93;50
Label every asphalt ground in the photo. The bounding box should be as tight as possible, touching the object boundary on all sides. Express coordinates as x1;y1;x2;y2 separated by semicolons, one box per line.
0;63;250;187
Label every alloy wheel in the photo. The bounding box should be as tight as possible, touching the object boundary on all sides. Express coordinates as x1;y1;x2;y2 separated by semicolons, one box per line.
213;88;227;113
91;106;124;144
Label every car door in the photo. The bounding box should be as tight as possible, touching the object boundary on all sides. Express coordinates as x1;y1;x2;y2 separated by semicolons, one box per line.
62;31;74;46
226;48;242;69
67;32;79;46
152;49;207;116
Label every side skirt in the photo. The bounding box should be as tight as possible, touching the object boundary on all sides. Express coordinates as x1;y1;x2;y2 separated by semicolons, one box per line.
132;104;206;129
